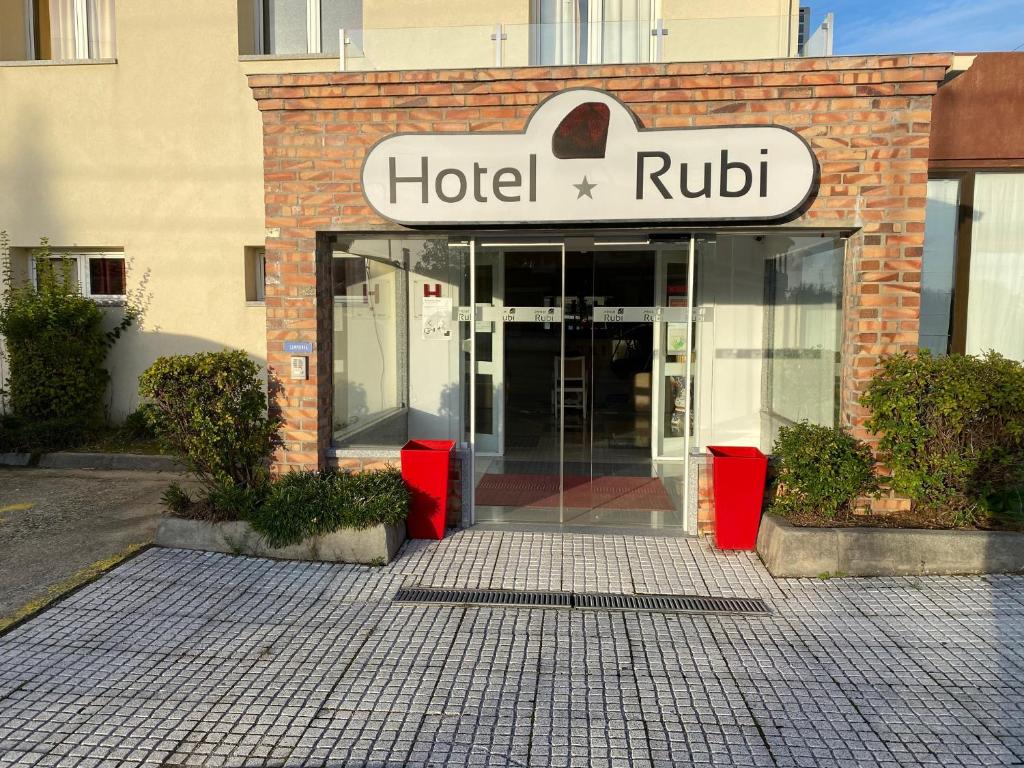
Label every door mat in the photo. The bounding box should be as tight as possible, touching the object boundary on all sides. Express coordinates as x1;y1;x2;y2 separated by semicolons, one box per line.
475;473;676;511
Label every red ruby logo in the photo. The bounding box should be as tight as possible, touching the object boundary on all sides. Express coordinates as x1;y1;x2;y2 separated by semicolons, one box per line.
552;102;610;159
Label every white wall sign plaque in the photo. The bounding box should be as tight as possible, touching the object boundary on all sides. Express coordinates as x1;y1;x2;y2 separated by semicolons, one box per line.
421;296;453;340
593;306;689;323
478;306;563;323
362;88;818;226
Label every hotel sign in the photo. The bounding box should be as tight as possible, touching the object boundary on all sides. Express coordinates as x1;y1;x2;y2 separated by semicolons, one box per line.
362;88;817;226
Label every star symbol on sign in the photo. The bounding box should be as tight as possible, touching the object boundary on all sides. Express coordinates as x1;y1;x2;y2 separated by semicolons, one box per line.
573;176;597;199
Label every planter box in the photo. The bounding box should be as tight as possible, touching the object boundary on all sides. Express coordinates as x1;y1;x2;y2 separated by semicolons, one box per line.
155;516;406;564
757;513;1024;577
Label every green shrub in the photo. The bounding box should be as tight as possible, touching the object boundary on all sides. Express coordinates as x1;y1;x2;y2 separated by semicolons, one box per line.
861;351;1024;525
986;485;1024;529
247;468;409;548
138;350;280;491
0;235;136;447
0;414;99;453
161;483;193;517
160;478;264;523
122;404;158;440
769;421;879;520
205;477;265;521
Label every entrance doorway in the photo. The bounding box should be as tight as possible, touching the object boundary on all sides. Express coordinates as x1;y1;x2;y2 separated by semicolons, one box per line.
470;237;696;531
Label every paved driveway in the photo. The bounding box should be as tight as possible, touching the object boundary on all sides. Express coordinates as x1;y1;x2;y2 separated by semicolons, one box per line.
0;468;177;625
0;530;1022;767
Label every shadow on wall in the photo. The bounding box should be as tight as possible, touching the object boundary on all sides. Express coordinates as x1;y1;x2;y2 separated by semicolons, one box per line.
0;105;50;243
0;104;52;417
104;329;269;420
437;381;460;425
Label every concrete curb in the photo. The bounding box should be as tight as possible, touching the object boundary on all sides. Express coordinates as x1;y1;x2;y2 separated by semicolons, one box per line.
756;513;1024;577
155;516;406;565
37;452;184;472
0;453;32;467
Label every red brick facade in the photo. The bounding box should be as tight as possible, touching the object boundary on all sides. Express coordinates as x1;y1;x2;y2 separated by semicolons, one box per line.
249;54;951;516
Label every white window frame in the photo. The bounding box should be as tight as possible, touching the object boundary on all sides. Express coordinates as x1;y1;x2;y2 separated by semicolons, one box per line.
23;0;36;60
245;247;267;303
255;248;266;301
30;252;127;303
257;0;327;55
22;0;96;60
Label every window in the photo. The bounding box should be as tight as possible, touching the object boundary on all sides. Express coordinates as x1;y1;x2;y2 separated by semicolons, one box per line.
332;245;406;443
7;0;117;61
31;252;126;301
762;235;844;444
966;172;1024;361
257;0;362;55
919;178;961;355
331;236;467;447
697;233;844;453
924;170;1024;363
530;0;653;66
244;247;266;302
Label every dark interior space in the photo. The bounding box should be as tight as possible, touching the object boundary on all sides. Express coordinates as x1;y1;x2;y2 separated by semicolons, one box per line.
503;250;656;458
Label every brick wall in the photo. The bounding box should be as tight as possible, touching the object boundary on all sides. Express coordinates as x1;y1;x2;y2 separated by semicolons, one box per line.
249;54;950;516
696;460;714;536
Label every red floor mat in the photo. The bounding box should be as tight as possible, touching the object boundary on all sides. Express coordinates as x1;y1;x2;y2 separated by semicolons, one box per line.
475;473;676;511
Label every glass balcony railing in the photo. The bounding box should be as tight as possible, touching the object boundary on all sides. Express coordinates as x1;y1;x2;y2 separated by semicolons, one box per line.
330;16;809;73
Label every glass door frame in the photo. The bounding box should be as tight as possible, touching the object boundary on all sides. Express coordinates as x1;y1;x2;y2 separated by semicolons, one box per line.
469;238;567;525
465;233;697;532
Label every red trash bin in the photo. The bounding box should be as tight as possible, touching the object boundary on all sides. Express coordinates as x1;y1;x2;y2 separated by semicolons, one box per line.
708;446;768;550
400;439;455;540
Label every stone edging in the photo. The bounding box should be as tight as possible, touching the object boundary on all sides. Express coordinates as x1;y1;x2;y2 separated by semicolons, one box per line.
0;452;183;471
155;517;406;565
756;513;1024;577
40;452;183;471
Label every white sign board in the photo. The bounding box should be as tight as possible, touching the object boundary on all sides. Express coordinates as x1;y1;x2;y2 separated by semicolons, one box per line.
593;306;689;323
362;88;817;226
479;306;562;323
421;296;453;340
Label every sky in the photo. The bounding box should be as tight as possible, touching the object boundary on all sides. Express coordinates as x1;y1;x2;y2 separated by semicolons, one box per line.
810;0;1024;55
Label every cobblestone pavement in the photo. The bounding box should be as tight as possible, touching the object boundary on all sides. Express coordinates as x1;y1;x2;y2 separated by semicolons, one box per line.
1;530;1022;767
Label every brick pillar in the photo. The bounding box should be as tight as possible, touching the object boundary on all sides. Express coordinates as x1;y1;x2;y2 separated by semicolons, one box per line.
840;190;929;515
264;230;332;473
696;460;715;536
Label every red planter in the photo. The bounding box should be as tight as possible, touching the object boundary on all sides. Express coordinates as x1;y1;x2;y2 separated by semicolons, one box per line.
400;439;455;540
708;446;768;550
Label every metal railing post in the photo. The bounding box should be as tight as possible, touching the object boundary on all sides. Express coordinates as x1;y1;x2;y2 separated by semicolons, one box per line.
651;18;669;63
339;27;347;71
491;23;506;67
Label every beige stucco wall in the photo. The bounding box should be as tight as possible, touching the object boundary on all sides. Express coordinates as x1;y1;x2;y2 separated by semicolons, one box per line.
0;0;274;419
660;0;800;60
0;0;803;420
360;0;532;70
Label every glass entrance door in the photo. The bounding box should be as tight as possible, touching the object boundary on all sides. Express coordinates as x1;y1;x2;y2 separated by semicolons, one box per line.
469;236;695;531
560;243;692;529
472;241;566;524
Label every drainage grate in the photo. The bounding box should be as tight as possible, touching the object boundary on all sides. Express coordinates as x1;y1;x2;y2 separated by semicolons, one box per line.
393;587;769;615
393;587;572;608
573;592;769;615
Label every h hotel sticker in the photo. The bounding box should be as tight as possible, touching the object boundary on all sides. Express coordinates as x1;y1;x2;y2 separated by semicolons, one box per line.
361;88;817;226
